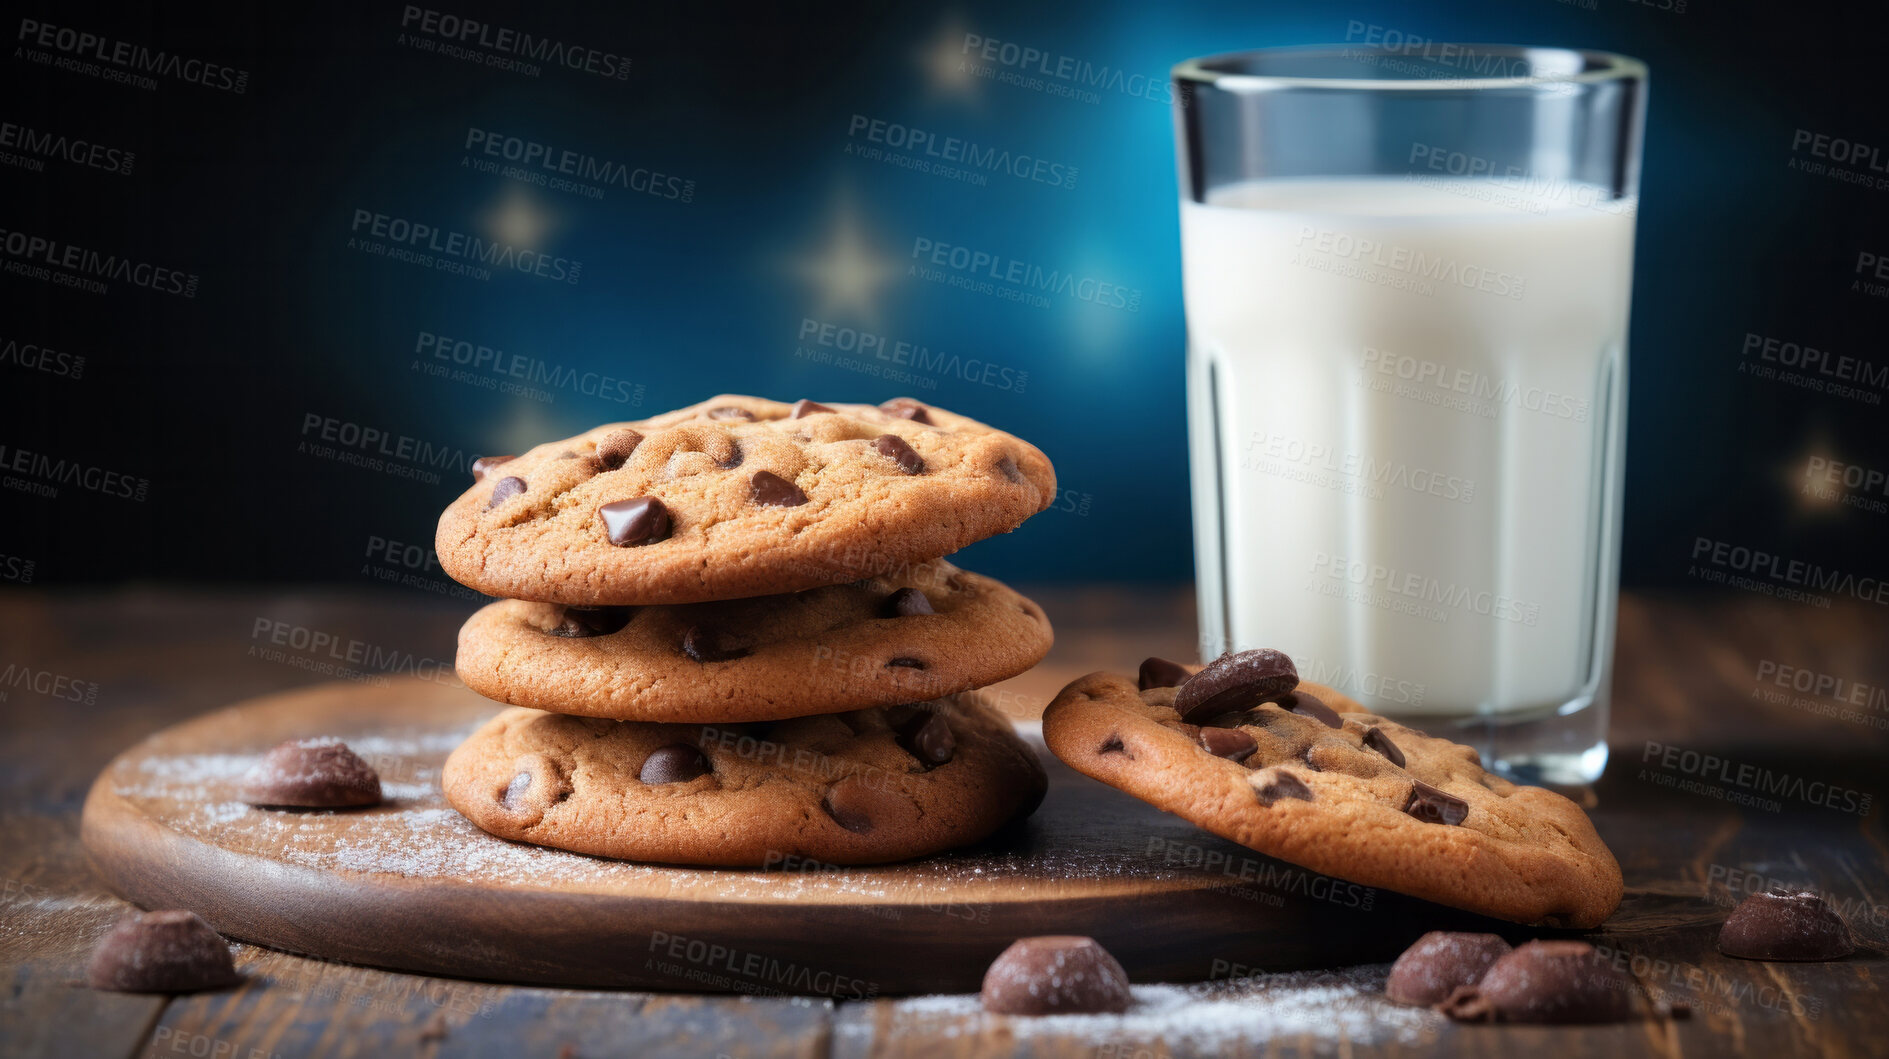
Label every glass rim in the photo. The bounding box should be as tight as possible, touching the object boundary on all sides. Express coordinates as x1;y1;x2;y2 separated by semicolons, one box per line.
1173;44;1646;92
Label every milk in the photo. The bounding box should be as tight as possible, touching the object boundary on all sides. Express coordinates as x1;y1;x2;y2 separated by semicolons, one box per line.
1182;177;1635;718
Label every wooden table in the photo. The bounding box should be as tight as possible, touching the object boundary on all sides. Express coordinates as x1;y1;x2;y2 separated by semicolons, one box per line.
3;587;1884;1057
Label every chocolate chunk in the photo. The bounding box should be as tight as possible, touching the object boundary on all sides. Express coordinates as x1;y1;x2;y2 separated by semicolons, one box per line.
789;399;834;418
882;587;934;618
1386;932;1512;1007
1251;768;1313;806
681;625;749;663
471;454;515;482
486;475;526;510
1718;890;1856;961
640;745;711;784
1138;657;1191;690
240;739;381;809
895;710;956;766
994;455;1023;482
749;470;808;507
601;497;671;546
880;397;933;424
886;657;926;669
548;606;634;638
87;911;239;993
500;771;532;809
594;429;643;470
1276;690;1342;729
871;434;926;475
1098;734;1127;755
1404;780;1469;825
707;405;754;420
1444;941;1634;1023
1173;649;1300;723
1196;726;1257;763
822;776;903;833
1362;726;1406;767
981;936;1132;1015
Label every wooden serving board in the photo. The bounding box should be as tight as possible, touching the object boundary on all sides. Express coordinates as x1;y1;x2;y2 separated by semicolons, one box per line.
80;678;1517;994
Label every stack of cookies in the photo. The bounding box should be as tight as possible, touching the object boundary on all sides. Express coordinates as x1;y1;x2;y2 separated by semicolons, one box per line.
432;395;1056;866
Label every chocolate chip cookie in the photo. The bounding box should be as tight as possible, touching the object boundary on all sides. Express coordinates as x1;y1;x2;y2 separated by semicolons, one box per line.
1041;652;1623;927
442;693;1047;865
436;395;1056;605
455;560;1051;723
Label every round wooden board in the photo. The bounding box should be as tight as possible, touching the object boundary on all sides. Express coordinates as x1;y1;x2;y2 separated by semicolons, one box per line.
80;678;1512;994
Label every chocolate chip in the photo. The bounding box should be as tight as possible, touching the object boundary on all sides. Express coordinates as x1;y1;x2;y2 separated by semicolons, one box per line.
1443;941;1634;1024
681;625;749;663
1386;932;1512;1007
1277;690;1342;729
87;911;239;993
1196;726;1257;763
871;434;926;474
1718;890;1856;961
500;771;532;809
1362;726;1406;767
1137;657;1191;690
822;776;902;833
471;454;515;482
1251;767;1313;806
708;405;754;420
882;587;934;618
548;606;634;638
886;657;926;669
640;745;711;784
981;936;1132;1015
880;397;933;424
994;455;1023;482
240;739;382;809
601;497;671;546
749;470;808;507
1404;780;1469;825
1098;734;1127;755
1173;649;1300;723
895;710;956;766
486;476;526;510
789;399;834;418
594;429;643;470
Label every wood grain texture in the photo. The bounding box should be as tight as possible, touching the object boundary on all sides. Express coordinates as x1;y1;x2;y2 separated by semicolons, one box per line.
2;587;1886;1058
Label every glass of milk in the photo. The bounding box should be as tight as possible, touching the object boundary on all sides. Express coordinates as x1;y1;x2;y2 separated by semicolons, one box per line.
1173;45;1646;784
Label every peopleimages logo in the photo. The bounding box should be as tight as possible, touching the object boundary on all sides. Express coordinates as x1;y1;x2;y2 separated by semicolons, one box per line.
0;119;134;176
399;7;630;80
349;209;581;285
0;227;198;297
15;18;249;93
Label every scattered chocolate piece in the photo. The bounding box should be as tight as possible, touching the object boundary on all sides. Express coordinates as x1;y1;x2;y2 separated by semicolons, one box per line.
1385;932;1512;1007
548;606;634;638
1137;657;1191;690
87;910;239;993
982;936;1132;1015
882;587;934;618
1275;690;1342;728
885;657;926;669
1251;768;1313;806
822;776;903;833
1174;649;1300;723
880;397;933;424
994;455;1023;482
1362;726;1406;768
895;710;956;766
1444;940;1634;1024
640;745;711;784
241;739;381;809
1718;890;1856;961
1196;727;1257;763
749;470;809;507
600;497;671;547
470;454;515;482
872;434;926;474
789;399;834;418
594;429;643;470
486;476;526;510
707;405;754;420
1404;780;1469;826
681;625;749;663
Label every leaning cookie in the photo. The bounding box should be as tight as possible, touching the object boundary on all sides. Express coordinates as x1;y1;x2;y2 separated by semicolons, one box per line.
443;694;1047;866
436;395;1056;605
1041;655;1623;927
456;560;1051;723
